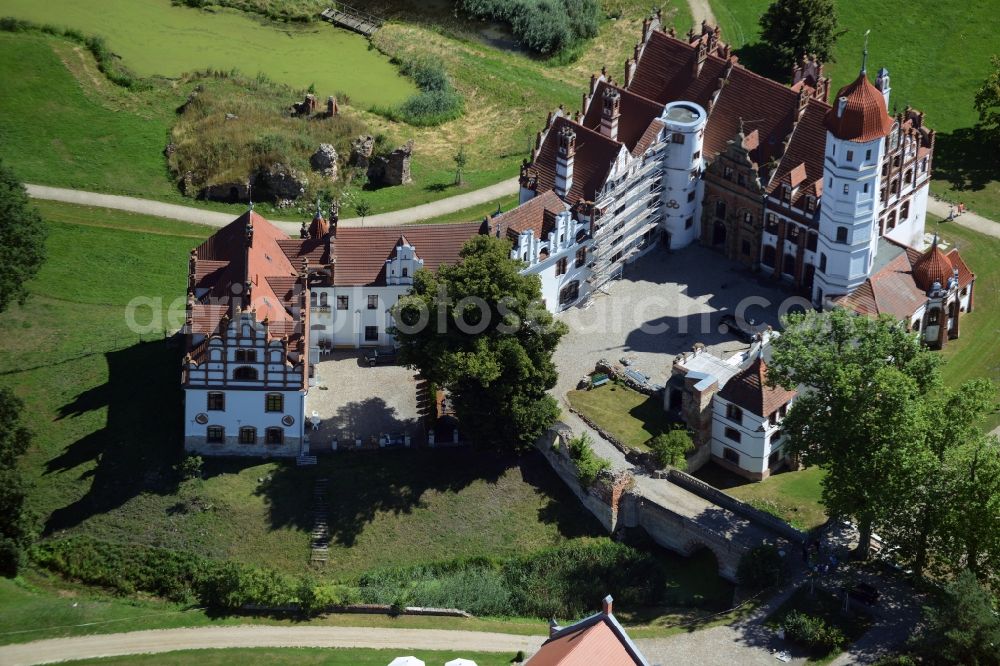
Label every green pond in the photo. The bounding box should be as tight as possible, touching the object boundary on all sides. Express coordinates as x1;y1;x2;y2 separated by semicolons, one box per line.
1;0;415;108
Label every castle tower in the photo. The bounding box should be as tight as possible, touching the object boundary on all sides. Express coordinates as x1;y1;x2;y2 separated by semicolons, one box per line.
659;101;707;249
813;58;894;305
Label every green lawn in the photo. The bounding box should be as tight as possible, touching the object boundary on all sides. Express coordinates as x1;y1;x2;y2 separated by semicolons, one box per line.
932;217;1000;432
1;0;414;108
766;587;873;664
566;384;675;451
412;194;522;226
728;467;827;531
61;649;518;666
707;0;1000;222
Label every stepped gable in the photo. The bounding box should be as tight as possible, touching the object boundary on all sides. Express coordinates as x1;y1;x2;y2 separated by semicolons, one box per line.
489;189;568;242
533;116;622;204
627;29;728;107
332;221;484;287
191;210;299;326
825;72;894;142
581;80;664;152
717;355;796;417
704;64;800;166
765;98;829;207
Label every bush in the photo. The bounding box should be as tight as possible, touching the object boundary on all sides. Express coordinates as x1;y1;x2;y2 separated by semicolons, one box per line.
565;433;610;489
737;544;783;589
648;429;694;469
373;57;463;126
178;454;203;481
782;610;847;652
457;0;600;55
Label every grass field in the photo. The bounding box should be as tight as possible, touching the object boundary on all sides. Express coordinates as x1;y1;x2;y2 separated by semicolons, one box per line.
695;464;827;531
932;217;1000;432
566;384;675;451
0;0;414;108
707;0;1000;222
62;648;518;665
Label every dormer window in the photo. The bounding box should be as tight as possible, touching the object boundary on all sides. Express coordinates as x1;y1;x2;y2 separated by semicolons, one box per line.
782;185;791;203
805;196;816;212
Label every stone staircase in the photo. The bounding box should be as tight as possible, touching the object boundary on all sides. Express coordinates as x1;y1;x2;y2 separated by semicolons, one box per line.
310;477;330;565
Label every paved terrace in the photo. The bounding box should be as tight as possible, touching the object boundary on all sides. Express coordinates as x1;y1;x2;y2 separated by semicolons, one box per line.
552;244;805;564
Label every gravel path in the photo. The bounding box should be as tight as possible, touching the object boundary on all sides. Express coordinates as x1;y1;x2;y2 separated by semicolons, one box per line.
0;626;545;666
687;0;718;27
26;177;519;230
926;197;1000;239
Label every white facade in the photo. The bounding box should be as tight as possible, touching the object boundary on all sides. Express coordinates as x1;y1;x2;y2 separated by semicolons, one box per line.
711;395;790;479
514;210;593;310
659;101;707;249
813;126;885;304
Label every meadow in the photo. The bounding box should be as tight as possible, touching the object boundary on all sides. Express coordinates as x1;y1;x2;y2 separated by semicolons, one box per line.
707;0;1000;221
60;648;520;666
0;0;414;108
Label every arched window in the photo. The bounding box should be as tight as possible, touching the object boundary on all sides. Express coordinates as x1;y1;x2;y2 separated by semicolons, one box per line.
900;201;910;219
887;211;897;230
319;292;328;307
890;180;899;194
927;308;940;325
783;254;796;276
904;169;913;184
233;366;258;380
310;292;318;307
265;428;284;445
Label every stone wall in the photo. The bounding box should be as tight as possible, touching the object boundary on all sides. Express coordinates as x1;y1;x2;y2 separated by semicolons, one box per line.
185;435;301;458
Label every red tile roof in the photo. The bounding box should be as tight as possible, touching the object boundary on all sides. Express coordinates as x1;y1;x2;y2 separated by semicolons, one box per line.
533;116;623;204
332;222;484;286
490;189;568;241
528;619;644;666
718;355;796;417
581;81;664;153
628;30;728;108
825;72;894;143
911;240;954;291
765;98;829;207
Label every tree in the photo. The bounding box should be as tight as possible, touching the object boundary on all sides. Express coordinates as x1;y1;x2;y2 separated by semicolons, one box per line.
649;429;694;469
0;160;47;313
921;569;1000;665
393;235;567;450
974;55;1000;144
768;309;939;559
453;146;468;186
759;0;847;67
353;198;371;226
0;389;34;576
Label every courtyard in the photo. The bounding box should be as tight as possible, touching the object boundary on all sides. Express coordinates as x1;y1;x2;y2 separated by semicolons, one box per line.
306;352;423;452
553;243;806;398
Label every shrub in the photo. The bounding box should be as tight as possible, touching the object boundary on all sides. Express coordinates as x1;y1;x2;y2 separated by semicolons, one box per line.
457;0;600;55
736;544;783;589
782;610;847;652
648;429;694;469
373;57;463;126
565;433;611;489
178;454;203;480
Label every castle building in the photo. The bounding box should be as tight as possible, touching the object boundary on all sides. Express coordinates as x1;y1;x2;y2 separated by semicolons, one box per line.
514;16;944;313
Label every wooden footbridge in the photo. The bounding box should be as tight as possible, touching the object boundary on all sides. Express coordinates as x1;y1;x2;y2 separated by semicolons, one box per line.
320;3;383;37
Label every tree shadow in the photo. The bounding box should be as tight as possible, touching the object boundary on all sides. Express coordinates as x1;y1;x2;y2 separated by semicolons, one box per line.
519;451;606;539
932;126;997;194
321;395;419;442
44;342;185;534
732;42;788;83
692;461;753;491
254;448;518;548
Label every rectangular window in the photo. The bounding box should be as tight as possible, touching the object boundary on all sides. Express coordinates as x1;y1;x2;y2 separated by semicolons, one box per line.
556;257;568;276
239;427;256;445
692;150;701;161
865;149;872;161
207;392;225;411
367;295;378;309
364;326;379;342
687;190;696;202
611;250;623;263
265;427;283;445
265;393;283;412
207;426;224;443
723;446;740;464
685;217;694;229
846;150;854;162
575;247;587;268
819;253;827;273
843;184;849;195
402;267;409;277
726;404;743;423
863;183;869;193
671;133;685;144
724;427;741;443
337;296;349;310
235;349;256;362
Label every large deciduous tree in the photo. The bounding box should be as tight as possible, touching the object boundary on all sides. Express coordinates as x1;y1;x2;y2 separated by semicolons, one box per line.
768;309;939;559
0;160;47;313
759;0;846;67
393;235;567;450
974;55;1000;145
0;389;34;576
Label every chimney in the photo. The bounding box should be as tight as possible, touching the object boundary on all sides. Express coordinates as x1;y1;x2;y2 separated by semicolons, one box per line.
692;41;707;77
555;126;576;199
602;594;614;615
548;618;561;638
600;87;621;141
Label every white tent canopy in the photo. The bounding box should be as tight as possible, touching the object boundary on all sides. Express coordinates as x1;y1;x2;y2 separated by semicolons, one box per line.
387;658;425;666
444;660;479;666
